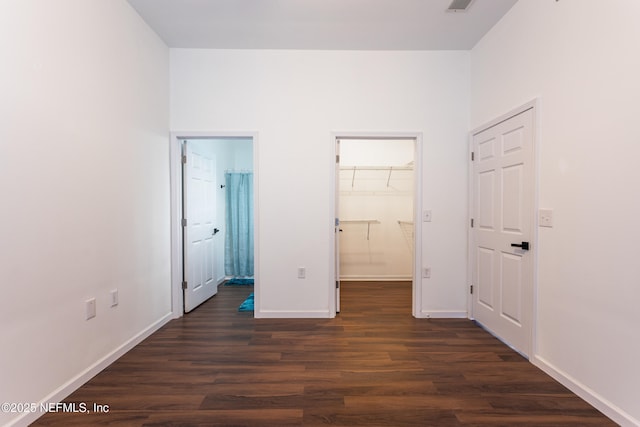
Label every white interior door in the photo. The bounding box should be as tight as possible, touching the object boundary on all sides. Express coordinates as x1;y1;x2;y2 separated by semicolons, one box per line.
335;139;341;313
183;140;218;313
471;108;534;357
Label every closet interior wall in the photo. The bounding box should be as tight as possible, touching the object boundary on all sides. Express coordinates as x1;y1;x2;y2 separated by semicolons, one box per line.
339;139;414;281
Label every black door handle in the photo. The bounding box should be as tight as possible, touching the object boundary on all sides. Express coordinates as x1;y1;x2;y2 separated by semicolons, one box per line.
511;241;529;250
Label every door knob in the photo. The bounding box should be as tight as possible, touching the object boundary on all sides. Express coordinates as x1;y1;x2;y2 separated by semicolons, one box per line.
510;241;529;250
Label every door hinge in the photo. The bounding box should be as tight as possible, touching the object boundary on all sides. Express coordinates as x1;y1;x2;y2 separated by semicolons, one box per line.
470;218;474;228
470;285;473;294
182;155;187;164
336;154;340;163
471;151;475;161
182;281;188;290
182;218;187;227
336;281;339;289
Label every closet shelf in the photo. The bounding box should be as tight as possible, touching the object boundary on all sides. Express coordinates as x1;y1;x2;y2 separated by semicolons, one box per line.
340;219;380;240
340;165;413;187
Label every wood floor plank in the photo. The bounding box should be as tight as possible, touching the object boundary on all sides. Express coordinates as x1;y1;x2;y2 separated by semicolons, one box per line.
31;281;616;426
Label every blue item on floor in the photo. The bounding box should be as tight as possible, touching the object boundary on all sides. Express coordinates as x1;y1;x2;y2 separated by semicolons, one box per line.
238;293;254;312
225;278;254;286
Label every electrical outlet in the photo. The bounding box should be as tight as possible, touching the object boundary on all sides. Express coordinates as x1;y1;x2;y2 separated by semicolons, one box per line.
539;209;554;227
297;267;306;279
110;289;118;307
86;298;96;320
423;267;431;278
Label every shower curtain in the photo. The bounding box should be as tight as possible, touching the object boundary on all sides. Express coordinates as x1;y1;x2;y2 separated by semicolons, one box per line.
224;172;254;277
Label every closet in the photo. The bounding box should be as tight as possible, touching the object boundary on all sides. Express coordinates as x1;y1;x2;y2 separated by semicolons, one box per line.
338;139;415;281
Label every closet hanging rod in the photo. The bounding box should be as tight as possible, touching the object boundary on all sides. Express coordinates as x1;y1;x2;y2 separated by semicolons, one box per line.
340;165;412;188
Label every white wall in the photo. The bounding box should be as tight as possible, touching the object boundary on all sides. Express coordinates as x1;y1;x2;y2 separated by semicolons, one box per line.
171;49;470;317
0;2;170;426
471;1;640;425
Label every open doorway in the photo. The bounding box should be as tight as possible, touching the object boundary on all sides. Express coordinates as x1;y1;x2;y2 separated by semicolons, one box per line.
333;135;422;316
170;133;257;317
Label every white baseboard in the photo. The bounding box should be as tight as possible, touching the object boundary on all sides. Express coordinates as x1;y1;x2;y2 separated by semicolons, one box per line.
416;310;467;319
10;312;174;427
532;355;639;427
340;275;412;281
255;310;331;318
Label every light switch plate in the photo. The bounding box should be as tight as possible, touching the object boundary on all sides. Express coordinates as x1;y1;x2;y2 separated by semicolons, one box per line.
110;289;118;307
423;210;432;222
539;209;553;227
86;298;96;320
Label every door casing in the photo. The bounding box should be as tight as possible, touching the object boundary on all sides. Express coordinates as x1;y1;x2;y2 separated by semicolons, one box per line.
170;131;259;318
330;132;424;318
467;99;539;357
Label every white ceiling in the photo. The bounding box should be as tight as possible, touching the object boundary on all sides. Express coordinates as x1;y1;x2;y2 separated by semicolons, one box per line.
127;0;518;50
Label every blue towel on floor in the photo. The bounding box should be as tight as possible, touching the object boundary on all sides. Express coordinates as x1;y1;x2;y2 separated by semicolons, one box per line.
225;278;254;286
238;293;254;312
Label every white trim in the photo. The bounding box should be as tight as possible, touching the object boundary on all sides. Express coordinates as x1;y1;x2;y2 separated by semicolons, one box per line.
340;275;413;281
412;135;424;318
420;310;467;319
527;98;542;358
329;131;423;318
466;131;474;320
169;134;184;318
532;355;639;427
467;100;539;357
470;99;537;136
170;131;259;319
10;313;173;427
256;310;332;319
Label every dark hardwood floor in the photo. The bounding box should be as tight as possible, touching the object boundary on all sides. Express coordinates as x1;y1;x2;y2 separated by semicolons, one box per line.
33;281;615;426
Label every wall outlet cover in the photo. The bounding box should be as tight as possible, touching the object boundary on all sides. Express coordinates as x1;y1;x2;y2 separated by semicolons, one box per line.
539;209;554;227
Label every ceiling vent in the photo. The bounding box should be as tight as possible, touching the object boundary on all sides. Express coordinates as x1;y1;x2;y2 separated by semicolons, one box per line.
447;0;475;12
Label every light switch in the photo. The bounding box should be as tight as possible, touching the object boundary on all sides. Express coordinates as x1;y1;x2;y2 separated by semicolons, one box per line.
110;289;118;307
423;210;432;222
539;209;553;227
86;298;96;320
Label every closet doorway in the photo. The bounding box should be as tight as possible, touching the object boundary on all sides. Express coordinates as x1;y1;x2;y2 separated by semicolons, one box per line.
170;133;257;316
333;135;422;316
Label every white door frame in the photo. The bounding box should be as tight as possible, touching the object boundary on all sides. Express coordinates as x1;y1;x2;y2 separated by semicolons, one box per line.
467;99;539;356
329;132;424;318
169;131;259;318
